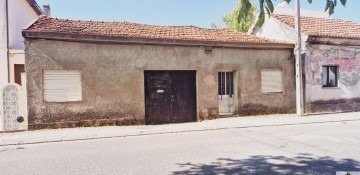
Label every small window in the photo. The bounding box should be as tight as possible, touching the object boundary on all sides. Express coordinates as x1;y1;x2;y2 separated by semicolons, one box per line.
261;69;283;93
218;72;234;96
43;70;82;102
322;66;338;87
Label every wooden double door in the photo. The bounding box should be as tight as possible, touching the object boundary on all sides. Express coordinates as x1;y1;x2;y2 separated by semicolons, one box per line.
145;71;196;125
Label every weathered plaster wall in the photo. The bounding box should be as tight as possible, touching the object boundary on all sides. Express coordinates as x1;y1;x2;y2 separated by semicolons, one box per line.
254;17;296;44
305;43;360;113
253;16;307;52
25;39;295;127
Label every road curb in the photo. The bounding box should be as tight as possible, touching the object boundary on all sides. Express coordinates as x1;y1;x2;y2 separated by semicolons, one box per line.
1;118;359;147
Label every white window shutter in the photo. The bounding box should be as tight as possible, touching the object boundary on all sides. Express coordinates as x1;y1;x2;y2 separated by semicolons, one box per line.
261;69;283;93
43;70;82;102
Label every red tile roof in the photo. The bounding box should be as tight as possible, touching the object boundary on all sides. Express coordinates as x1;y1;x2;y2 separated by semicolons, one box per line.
272;14;360;39
23;17;290;46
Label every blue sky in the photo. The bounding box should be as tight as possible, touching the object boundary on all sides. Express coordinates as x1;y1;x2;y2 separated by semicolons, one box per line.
35;0;359;28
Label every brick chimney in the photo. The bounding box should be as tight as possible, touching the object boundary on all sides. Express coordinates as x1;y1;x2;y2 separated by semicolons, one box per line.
43;4;51;17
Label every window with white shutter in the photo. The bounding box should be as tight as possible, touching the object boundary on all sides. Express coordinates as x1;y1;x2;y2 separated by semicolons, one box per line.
43;70;82;102
261;69;283;93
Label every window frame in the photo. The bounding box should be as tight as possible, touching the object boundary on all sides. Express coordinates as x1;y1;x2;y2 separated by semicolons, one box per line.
322;65;339;88
260;69;283;93
218;71;234;97
43;70;82;102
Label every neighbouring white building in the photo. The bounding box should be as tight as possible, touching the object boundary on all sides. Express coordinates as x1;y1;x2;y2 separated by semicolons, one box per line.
0;0;43;87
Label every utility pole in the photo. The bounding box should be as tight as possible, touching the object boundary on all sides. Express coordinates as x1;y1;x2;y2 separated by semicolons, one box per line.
295;0;304;115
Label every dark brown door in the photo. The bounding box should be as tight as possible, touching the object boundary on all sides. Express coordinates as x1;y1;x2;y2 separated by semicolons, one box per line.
14;64;25;86
145;71;196;124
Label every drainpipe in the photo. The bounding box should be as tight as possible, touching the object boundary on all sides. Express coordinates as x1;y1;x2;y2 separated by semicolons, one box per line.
5;0;10;83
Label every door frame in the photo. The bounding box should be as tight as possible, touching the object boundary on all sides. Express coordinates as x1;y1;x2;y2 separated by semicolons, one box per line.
217;70;238;115
144;70;198;124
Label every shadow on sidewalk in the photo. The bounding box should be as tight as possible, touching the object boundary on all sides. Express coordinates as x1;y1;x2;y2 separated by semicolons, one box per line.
172;153;360;175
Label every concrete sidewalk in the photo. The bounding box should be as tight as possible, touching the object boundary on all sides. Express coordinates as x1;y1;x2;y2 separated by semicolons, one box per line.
1;112;360;146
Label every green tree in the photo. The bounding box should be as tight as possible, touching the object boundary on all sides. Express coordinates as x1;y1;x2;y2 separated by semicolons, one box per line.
238;0;347;27
212;1;257;32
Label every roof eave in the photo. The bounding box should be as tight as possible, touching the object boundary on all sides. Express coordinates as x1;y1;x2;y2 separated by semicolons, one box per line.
307;36;360;46
22;31;294;49
26;0;43;16
308;35;360;40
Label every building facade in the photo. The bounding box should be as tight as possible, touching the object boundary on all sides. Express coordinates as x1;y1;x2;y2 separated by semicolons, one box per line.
23;17;295;129
253;6;360;113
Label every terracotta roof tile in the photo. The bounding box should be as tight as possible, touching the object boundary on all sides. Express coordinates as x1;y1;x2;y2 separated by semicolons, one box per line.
273;14;360;39
24;17;289;45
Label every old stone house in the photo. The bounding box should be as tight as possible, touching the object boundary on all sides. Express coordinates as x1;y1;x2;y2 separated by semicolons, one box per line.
22;17;295;129
254;10;360;113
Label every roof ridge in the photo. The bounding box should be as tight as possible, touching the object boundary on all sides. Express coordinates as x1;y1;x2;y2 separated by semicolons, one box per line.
23;17;293;46
272;14;358;24
37;17;217;29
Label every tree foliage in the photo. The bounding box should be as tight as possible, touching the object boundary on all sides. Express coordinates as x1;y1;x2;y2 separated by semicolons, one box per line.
238;0;347;27
212;1;256;32
224;1;257;32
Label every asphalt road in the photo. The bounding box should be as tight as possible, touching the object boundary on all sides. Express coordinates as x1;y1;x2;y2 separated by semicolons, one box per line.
1;119;360;175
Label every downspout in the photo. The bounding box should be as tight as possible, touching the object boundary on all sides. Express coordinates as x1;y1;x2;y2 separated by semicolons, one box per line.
5;0;10;83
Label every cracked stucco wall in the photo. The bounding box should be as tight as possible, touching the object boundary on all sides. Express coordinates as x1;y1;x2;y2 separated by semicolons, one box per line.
25;39;295;125
305;43;360;113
